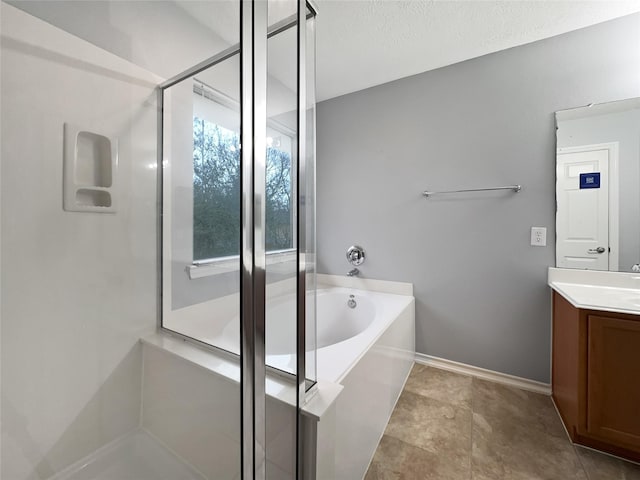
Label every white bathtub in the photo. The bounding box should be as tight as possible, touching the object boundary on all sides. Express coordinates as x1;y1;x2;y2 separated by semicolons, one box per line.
313;287;413;381
142;279;415;480
163;284;414;383
313;284;415;480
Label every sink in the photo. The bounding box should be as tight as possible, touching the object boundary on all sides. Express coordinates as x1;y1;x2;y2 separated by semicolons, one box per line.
550;282;640;314
622;295;640;308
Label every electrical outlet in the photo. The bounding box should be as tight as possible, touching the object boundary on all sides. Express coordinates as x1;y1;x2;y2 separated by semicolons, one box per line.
531;227;547;246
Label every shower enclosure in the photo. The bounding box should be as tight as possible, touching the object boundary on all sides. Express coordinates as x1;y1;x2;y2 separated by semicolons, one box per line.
1;0;317;479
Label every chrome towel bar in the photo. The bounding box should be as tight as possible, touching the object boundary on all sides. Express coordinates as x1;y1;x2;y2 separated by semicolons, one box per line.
422;185;521;198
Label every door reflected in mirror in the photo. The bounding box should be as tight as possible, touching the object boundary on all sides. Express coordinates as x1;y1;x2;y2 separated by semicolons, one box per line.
556;97;640;272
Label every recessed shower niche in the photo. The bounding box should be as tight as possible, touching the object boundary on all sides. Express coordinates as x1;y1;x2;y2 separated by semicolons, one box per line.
63;123;118;212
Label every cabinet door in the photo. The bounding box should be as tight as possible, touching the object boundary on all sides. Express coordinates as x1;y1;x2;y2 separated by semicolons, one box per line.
586;315;640;449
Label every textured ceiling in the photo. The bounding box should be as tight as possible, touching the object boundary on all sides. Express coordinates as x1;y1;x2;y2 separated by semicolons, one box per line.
9;0;640;103
314;0;640;101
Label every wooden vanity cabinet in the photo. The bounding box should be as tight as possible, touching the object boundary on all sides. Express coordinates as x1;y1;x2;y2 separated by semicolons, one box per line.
552;291;640;462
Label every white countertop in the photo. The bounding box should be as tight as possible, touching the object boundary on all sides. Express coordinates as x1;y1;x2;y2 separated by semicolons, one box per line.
548;267;640;316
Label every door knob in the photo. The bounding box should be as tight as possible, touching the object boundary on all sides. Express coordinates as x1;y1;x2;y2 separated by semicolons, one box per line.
587;247;606;254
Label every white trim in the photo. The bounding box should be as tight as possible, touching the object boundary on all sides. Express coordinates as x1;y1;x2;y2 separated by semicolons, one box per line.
187;249;296;279
556;142;620;271
414;353;551;395
317;273;413;296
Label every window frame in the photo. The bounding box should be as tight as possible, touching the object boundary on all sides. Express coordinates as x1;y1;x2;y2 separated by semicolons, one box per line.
189;79;297;278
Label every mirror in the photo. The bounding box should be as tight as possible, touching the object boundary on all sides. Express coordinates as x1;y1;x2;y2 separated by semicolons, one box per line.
555;97;640;272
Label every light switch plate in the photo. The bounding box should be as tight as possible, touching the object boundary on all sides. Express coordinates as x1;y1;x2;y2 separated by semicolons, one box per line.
531;227;547;246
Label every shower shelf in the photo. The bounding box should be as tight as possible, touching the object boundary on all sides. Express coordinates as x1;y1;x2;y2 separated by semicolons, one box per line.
63;124;118;213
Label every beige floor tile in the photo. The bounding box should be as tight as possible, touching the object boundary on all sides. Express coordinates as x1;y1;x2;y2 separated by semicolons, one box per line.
384;390;472;460
365;435;470;480
472;414;587;480
472;378;567;439
365;463;402;480
576;446;640;480
471;378;586;480
404;364;472;410
367;366;640;480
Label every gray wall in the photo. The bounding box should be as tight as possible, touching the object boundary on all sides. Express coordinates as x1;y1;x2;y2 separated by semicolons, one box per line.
316;13;640;383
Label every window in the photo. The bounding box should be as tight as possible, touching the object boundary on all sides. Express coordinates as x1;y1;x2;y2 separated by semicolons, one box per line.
192;115;294;262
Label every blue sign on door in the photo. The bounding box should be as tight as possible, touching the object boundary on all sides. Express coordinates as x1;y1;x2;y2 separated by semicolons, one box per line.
580;172;601;189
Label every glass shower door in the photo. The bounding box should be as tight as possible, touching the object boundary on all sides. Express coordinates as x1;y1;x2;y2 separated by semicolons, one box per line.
160;1;317;479
158;2;246;479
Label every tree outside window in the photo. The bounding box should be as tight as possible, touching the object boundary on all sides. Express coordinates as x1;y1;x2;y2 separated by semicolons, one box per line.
193;116;293;261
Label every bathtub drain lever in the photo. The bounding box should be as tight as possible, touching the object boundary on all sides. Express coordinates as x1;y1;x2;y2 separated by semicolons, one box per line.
347;295;357;309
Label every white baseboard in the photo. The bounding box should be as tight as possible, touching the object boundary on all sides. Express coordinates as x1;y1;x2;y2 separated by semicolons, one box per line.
414;353;551;395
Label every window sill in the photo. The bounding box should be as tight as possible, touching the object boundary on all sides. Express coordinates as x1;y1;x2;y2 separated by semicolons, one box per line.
186;249;296;279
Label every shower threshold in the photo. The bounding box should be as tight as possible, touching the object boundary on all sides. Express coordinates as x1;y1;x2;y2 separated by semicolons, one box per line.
48;430;206;480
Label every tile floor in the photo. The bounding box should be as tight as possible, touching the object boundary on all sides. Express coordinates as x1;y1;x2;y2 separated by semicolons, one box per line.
365;364;640;480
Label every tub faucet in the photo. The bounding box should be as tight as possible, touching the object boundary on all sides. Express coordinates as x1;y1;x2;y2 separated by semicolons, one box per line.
347;268;359;277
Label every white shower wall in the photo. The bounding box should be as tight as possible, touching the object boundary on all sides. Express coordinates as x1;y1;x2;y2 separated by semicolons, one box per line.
1;4;159;478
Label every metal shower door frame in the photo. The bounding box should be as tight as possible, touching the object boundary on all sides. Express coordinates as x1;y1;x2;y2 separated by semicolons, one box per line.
157;1;317;478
